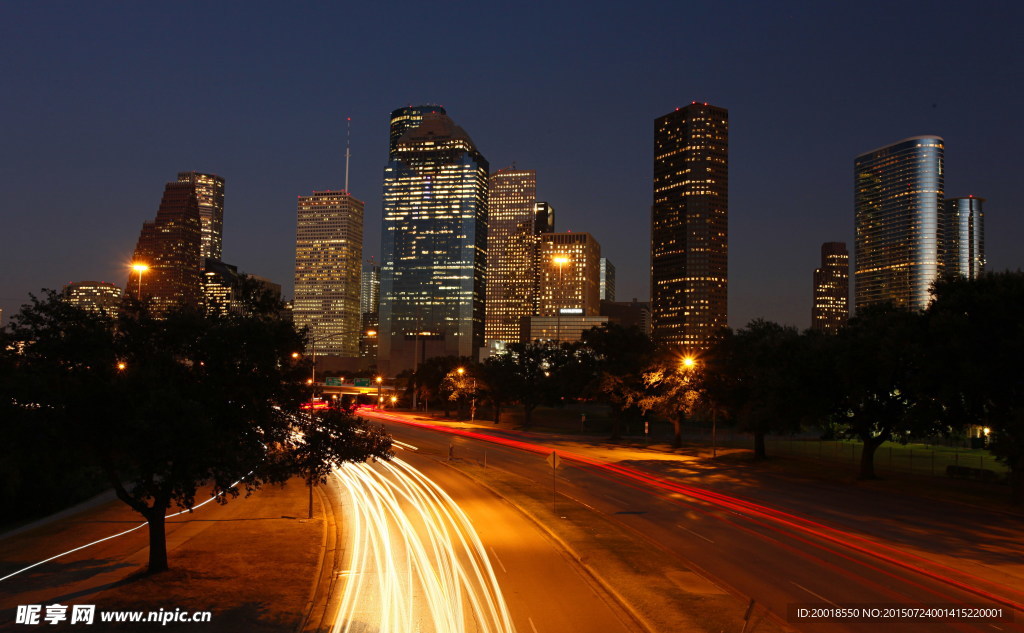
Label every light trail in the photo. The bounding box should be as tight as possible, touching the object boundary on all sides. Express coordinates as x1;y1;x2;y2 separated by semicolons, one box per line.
331;456;516;633
369;411;1024;615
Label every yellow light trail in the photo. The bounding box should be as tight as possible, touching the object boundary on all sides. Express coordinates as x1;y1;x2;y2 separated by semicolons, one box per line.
331;457;516;633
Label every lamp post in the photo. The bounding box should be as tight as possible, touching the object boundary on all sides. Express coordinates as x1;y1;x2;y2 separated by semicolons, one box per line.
457;367;477;421
376;375;383;410
131;263;149;300
681;355;714;457
301;332;349;405
552;255;570;343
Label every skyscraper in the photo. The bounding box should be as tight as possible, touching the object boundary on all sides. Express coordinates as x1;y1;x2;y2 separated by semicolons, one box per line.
128;179;203;315
651;103;728;350
379;109;489;372
485;168;543;344
600;258;616;302
388;105;447;158
854;136;944;312
177;172;225;260
293;190;364;357
360;259;381;361
811;242;849;333
944;196;985;279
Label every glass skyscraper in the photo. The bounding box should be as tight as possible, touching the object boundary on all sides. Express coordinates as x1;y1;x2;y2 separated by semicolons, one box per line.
651;103;729;350
177;172;225;261
854;136;944;312
379;109;488;373
944;196;985;279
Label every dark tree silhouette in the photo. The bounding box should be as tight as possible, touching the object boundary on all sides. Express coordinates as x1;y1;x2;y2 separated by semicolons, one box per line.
3;289;391;573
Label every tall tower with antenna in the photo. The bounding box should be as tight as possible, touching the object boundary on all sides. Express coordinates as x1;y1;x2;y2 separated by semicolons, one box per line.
292;116;364;357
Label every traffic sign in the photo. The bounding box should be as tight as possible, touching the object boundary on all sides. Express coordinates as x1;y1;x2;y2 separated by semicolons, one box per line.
546;451;561;469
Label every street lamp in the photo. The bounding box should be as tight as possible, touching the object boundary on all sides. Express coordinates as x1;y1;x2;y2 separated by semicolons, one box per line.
376;375;383;410
131;263;149;300
552;255;570;343
457;367;477;421
681;355;715;458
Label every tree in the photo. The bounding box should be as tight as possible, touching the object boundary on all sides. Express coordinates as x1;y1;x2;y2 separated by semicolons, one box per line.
927;272;1024;504
581;324;656;440
3;289;392;573
831;305;938;479
628;355;705;449
290;404;392;518
478;354;519;423
504;341;561;429
706;320;813;459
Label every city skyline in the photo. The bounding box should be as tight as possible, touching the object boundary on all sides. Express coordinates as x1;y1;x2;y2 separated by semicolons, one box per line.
2;3;1022;331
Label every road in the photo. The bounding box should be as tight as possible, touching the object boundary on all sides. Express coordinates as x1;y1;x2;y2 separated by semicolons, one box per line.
362;409;1024;633
324;445;637;633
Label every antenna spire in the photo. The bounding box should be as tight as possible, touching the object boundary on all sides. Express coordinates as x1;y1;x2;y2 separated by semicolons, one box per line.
344;117;351;193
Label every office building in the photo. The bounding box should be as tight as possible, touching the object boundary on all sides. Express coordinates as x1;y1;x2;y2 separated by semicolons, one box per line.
128;178;203;315
944;196;985;279
63;281;123;317
811;242;849;333
294;190;364;357
202;258;242;317
388;105;447;158
537;232;601;318
600;258;616;302
651;103;728;350
360;259;380;361
485;168;547;344
601;299;652;336
178;172;225;261
379;109;489;372
854;136;944;311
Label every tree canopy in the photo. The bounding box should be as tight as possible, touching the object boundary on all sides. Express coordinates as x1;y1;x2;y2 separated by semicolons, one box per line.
2;289;392;572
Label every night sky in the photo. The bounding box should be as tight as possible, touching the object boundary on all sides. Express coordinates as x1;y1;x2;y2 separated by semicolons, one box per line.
2;1;1022;330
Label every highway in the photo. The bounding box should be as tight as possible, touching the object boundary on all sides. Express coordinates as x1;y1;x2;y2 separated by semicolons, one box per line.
325;443;638;633
359;409;1024;633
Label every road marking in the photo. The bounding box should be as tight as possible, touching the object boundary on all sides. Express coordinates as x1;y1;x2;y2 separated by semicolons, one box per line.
676;524;714;543
528;616;540;633
604;494;628;506
393;440;418;451
490;546;507;573
791;581;839;607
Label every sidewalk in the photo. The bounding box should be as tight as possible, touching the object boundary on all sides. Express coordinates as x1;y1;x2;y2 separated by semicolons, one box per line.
0;478;325;632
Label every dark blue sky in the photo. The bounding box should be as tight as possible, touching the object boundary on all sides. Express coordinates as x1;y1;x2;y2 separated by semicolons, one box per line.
2;1;1021;329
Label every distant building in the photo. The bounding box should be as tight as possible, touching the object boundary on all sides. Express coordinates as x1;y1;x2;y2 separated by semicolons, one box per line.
599;258;615;302
854;136;944;312
379;109;488;372
359;259;380;362
601;299;651;336
537;232;601;318
202;258;241;316
128;178;203;315
811;242;849;333
485;168;547;344
944;196;985;279
293;190;364;357
178;172;225;261
651;103;729;350
64;281;123;317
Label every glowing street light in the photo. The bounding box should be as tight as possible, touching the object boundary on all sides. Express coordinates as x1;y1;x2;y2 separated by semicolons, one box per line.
552;255;571;343
130;262;149;300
